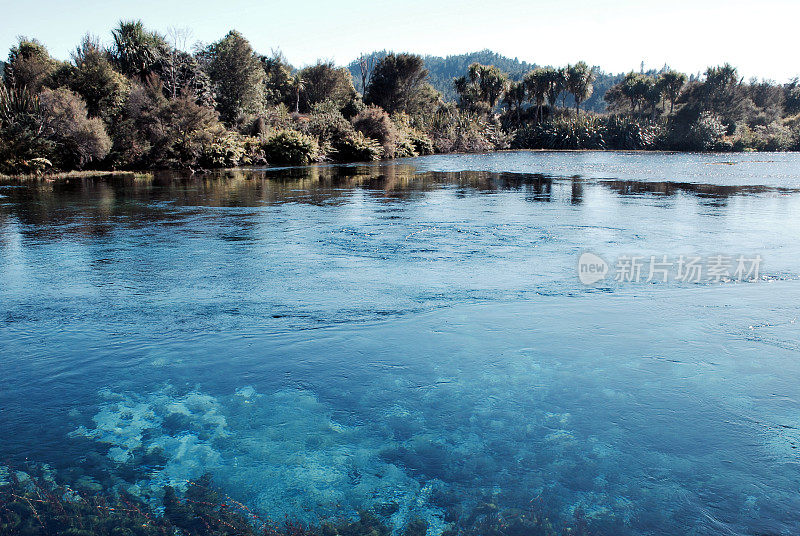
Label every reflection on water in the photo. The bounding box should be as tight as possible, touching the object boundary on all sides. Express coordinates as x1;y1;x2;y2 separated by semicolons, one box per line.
2;152;800;536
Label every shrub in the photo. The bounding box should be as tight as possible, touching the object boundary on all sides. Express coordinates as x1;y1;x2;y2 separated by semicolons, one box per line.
39;87;111;169
394;136;418;158
731;123;755;151
306;104;355;144
513;116;605;150
485;116;515;150
686;112;727;151
331;131;383;162
392;112;435;156
110;83;226;169
240;104;293;137
262;129;319;165
751;122;795;151
199;133;248;167
429;106;494;153
0;86;55;174
352;105;399;158
407;130;435;155
604;115;666;149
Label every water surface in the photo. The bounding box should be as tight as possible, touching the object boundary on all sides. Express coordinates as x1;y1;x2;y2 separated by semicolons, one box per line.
1;151;800;535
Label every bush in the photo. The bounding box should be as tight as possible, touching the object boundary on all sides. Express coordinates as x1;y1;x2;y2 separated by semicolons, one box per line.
199;133;248;167
604;115;666;150
513;116;605;150
751;122;795;151
39;87;111;169
0;86;56;174
394;136;418;158
111;83;226;169
242;104;293;137
685;112;727;151
392;112;435;157
407;130;435;155
352;105;399;158
429;106;494;153
262;129;319;165
306;104;355;144
331;131;383;162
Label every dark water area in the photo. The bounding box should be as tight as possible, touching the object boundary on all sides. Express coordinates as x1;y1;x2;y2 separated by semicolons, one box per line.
2;151;800;535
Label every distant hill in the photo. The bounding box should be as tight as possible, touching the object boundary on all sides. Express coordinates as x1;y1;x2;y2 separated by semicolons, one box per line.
347;49;623;113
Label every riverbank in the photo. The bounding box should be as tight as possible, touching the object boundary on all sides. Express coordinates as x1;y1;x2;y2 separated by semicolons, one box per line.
3;147;800;184
0;169;150;181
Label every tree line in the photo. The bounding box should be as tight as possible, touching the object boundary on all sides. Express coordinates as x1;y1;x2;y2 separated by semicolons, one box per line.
1;22;799;175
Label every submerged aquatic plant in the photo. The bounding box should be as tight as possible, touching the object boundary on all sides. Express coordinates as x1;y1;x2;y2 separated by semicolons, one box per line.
0;466;591;536
0;467;173;535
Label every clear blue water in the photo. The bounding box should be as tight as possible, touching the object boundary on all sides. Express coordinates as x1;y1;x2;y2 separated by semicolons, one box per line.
2;151;800;535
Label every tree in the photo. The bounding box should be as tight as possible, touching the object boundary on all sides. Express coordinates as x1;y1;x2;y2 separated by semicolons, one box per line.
111;80;223;167
643;77;662;119
503;80;526;122
365;53;437;115
608;72;662;117
620;72;644;112
747;78;784;123
523;68;549;121
261;52;294;107
357;53;375;95
566;61;595;116
202;30;265;123
692;64;747;125
4;38;60;91
784;78;800;115
454;63;508;113
543;67;566;113
290;73;304;114
158;49;214;106
110;20;168;82
159;26;210;103
158;93;223;163
66;35;129;122
702;64;741;112
658;69;687;114
298;61;356;112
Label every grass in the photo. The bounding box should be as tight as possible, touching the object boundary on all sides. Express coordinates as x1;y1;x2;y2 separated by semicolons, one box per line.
0;170;152;181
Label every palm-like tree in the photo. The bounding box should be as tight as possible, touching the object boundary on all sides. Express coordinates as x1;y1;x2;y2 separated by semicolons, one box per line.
657;70;687;114
291;73;305;114
524;68;549;121
111;20;167;82
503;80;526;122
542;67;566;113
566;62;596;116
467;63;508;108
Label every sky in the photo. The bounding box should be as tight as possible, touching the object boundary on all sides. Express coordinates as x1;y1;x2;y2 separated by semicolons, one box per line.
1;0;798;81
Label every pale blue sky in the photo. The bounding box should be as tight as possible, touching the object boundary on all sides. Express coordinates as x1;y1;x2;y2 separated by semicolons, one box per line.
1;0;798;80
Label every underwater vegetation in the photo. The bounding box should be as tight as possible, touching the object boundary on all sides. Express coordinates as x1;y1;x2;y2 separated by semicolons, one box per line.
0;467;591;536
55;377;663;536
67;386;450;532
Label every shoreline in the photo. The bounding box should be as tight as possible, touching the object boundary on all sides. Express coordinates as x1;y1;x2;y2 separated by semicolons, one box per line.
3;149;799;182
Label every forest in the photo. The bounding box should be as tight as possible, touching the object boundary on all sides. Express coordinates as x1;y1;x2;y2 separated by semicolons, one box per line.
1;21;799;175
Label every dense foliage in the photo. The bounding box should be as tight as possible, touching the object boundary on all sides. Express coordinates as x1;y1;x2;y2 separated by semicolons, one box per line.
2;23;799;175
